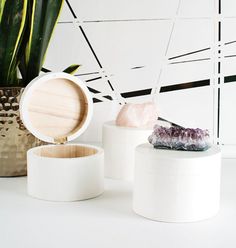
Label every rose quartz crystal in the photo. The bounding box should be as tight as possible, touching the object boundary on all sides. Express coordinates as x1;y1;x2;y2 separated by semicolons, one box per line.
116;102;158;128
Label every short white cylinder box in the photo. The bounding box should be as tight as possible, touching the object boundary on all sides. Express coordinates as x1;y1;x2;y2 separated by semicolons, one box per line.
20;72;104;201
27;144;103;201
103;121;152;181
133;143;221;222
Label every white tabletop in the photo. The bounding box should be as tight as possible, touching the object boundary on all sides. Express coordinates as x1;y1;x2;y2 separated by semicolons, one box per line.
1;159;236;248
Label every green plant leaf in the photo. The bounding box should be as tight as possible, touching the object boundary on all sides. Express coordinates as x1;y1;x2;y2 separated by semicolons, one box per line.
0;0;27;85
0;0;6;22
20;0;63;85
63;64;81;75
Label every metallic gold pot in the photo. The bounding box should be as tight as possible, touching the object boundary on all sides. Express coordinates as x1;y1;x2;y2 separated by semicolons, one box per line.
0;87;44;176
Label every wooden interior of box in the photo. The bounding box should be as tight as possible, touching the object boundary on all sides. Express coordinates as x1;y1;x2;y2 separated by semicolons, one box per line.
27;78;88;140
33;145;98;158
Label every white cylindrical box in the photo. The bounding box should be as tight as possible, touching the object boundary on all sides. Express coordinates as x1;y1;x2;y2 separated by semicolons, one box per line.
27;144;104;201
103;121;152;181
20;72;104;201
133;143;221;222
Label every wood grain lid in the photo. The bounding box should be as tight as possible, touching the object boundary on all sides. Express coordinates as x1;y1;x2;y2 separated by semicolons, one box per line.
20;72;93;144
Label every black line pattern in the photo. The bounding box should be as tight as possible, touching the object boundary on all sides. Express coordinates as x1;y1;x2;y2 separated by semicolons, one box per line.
65;0;77;18
58;21;73;24
60;1;235;98
93;98;102;103
103;95;113;100
224;55;236;58
217;88;220;139
58;0;231;145
118;79;210;99
224;75;236;83
160;79;210;93
107;80;114;91
63;0;230;105
218;22;221;43
85;76;102;82
91;78;212;100
131;66;145;70
87;87;113;101
225;40;236;45
168;48;210;60
169;58;210;64
83;18;170;23
87;87;100;94
65;0;119;103
158;117;184;128
41;67;51;73
121;89;152;98
79;26;103;69
75;71;100;76
217;0;221;142
83;16;213;23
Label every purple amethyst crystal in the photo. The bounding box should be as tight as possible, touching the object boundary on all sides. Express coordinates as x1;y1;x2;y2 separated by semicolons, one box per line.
148;125;210;151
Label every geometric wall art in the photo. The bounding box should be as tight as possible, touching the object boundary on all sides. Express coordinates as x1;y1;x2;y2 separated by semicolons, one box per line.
44;0;236;156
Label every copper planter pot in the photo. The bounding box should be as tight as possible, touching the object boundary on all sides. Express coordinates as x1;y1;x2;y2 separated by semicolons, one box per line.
0;87;44;176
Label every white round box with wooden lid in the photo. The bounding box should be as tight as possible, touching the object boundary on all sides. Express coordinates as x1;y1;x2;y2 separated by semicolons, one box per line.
133;143;221;222
20;72;104;202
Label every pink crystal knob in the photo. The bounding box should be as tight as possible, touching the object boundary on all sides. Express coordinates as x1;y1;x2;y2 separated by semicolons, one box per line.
116;102;158;128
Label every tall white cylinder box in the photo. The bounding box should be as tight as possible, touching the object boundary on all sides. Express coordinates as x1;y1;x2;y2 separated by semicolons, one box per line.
133;143;221;222
103;121;152;181
20;72;104;201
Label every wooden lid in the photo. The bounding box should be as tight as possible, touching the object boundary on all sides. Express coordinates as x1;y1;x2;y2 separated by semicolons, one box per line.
20;72;93;144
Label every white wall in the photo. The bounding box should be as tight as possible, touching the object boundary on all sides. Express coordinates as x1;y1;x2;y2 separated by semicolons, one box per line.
44;0;236;156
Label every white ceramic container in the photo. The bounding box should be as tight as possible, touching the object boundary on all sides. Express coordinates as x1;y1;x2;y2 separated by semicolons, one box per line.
133;143;221;222
20;72;104;201
102;121;152;181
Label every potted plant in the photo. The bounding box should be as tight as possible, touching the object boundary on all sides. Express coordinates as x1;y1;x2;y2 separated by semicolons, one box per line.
0;0;79;176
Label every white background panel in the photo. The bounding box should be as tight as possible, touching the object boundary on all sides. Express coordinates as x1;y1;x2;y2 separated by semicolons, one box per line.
69;0;180;21
167;20;214;59
222;19;236;61
42;0;236;149
76;101;121;142
178;0;214;18
82;21;172;73
222;57;236;77
156;86;214;140
168;49;212;62
109;66;160;93
161;61;213;86
221;83;236;144
223;45;236;58
44;23;100;74
75;73;101;82
58;3;74;22
75;74;115;96
222;0;236;17
222;19;236;43
83;77;115;97
123;95;154;104
82;21;172;92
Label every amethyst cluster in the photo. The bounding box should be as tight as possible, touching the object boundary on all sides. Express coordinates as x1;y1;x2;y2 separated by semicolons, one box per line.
148;125;210;151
